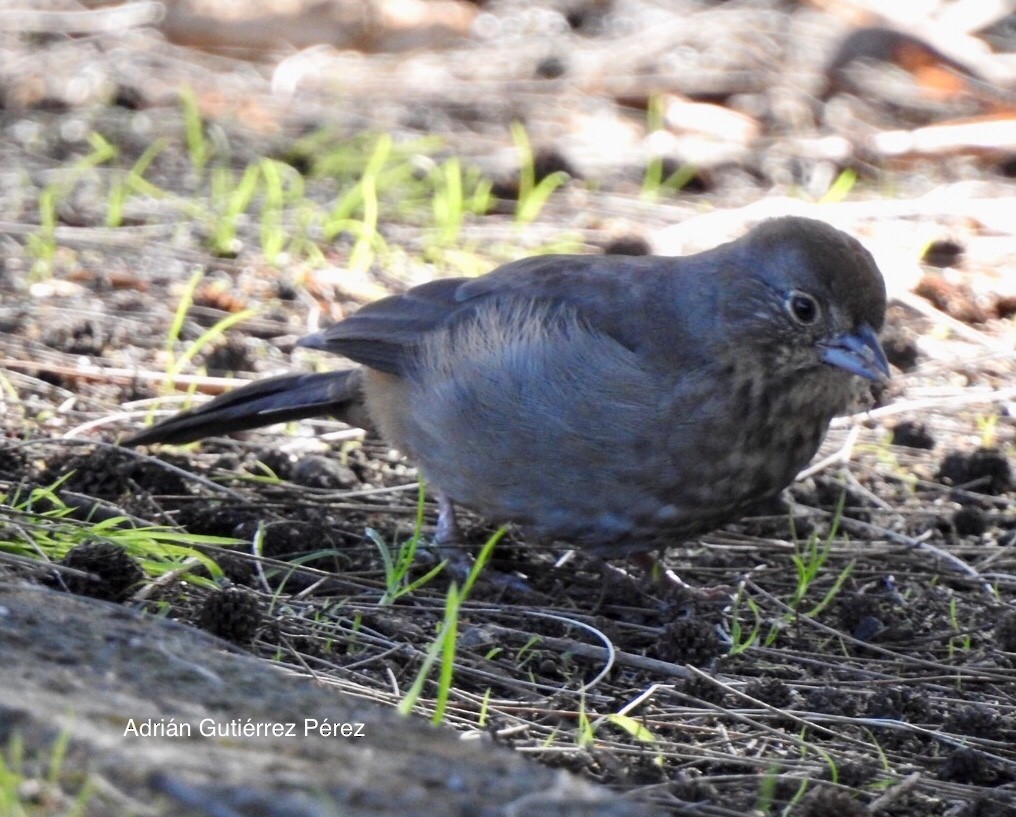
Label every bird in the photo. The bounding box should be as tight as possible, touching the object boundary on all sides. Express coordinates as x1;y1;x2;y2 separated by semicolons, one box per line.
125;216;889;558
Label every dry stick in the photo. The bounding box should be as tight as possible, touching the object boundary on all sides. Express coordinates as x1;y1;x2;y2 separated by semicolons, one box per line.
0;550;96;582
652;194;1016;260
892;289;1014;352
868;772;923;815
0;480;157;532
838;514;994;596
0;358;249;394
0;3;164;33
873;117;1016;160
482;623;692;681
829;385;1016;428
842;469;894;511
0;221;210;252
797;424;862;479
798;370;1012;596
683;666;879;752
799;364;1013;479
64;410;203;440
499;610;616;694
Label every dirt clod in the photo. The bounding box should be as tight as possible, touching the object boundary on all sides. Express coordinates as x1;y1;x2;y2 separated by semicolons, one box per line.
797;787;867;817
953;506;987;537
54;541;144;602
197;585;264;644
937;448;1012;495
891;421;935;449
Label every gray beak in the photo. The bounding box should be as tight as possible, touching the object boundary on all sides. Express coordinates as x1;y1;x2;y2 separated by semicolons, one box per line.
819;323;890;382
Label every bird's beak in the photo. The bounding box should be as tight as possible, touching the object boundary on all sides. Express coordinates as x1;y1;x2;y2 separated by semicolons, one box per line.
819;323;891;382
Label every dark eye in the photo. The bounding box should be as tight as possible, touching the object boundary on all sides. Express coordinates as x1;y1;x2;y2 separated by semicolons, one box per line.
788;291;820;325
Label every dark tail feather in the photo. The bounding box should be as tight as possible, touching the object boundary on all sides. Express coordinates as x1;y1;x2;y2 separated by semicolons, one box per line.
125;368;370;446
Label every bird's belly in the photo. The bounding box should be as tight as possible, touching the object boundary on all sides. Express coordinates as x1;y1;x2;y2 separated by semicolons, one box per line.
362;331;851;549
363;394;812;550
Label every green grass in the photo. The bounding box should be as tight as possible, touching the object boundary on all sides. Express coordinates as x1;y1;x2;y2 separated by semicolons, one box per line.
947;597;973;655
0;479;236;588
510;122;569;224
26;185;58;279
257;158;304;263
156;267;259;395
602;714;664;766
398;526;506;724
819;167;858;204
19;108;578;302
640;95;699;199
207;163;261;256
427;157;493;251
0;733;94;817
368;484;446;605
575;693;594;747
105;138;168;228
728;492;854;654
787;490;852;618
728;589;764;655
180;87;211;172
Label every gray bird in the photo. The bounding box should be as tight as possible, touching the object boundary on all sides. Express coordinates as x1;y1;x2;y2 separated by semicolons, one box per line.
126;216;889;555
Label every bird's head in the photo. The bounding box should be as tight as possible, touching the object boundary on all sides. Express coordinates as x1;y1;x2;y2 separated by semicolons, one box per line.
723;217;890;383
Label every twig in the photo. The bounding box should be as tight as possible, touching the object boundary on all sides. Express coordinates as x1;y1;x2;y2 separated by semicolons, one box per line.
0;3;164;33
0;357;250;393
829;385;1016;427
841;516;994;596
892;289;1014;352
869;771;923;814
796;424;862;479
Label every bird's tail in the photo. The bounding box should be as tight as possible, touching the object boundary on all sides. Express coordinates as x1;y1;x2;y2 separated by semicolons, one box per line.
124;368;370;446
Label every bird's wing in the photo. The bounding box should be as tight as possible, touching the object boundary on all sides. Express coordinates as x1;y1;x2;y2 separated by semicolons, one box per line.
298;277;470;375
298;254;678;375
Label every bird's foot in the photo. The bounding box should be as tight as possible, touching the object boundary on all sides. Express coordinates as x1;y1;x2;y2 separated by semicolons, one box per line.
424;494;533;596
628;551;734;605
423;539;533;597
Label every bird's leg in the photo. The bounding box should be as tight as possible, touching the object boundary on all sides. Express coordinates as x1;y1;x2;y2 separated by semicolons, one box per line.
629;550;666;581
435;493;461;545
427;492;480;578
425;493;532;596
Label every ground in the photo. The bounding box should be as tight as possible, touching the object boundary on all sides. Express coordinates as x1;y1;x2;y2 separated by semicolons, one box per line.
1;1;1015;815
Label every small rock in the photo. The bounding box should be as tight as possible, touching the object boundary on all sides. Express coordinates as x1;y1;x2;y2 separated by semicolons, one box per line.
291;455;358;489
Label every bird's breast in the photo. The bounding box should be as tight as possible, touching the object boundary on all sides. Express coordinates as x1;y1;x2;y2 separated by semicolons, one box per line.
667;363;852;514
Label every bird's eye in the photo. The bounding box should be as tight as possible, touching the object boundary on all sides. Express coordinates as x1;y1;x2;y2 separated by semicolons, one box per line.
787;291;820;325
